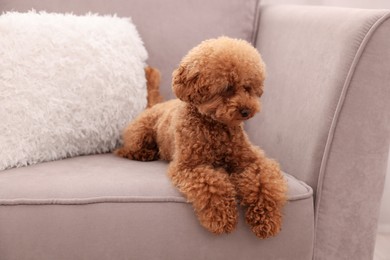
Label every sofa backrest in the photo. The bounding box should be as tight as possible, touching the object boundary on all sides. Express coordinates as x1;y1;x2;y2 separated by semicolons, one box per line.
0;0;260;99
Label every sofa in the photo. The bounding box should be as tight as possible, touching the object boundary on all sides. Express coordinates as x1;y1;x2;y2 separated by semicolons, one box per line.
0;0;389;259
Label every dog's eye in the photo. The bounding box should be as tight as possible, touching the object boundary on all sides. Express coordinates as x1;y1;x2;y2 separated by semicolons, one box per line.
223;84;235;97
244;85;252;93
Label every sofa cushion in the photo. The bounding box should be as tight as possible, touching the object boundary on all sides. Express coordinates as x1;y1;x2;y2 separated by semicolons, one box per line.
0;154;314;260
0;11;148;171
0;154;310;204
0;154;182;203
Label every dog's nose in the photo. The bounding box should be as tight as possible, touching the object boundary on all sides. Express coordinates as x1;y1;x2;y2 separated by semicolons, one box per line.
240;108;251;118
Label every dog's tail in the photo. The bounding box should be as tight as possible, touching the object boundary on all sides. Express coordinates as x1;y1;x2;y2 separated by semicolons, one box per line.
145;66;163;108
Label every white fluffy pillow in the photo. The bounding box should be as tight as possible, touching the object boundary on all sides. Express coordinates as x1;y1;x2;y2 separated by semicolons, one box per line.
0;11;148;170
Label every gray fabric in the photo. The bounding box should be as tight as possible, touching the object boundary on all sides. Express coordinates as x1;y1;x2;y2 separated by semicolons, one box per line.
0;154;311;204
0;154;182;202
249;5;389;191
1;2;389;259
314;15;390;260
0;154;314;260
249;5;390;260
0;0;260;100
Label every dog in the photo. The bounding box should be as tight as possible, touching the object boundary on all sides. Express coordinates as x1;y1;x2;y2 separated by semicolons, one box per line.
115;37;287;239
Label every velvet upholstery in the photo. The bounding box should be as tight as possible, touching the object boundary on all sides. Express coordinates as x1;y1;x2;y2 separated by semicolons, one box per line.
0;1;389;260
0;154;314;260
248;5;390;260
313;14;390;260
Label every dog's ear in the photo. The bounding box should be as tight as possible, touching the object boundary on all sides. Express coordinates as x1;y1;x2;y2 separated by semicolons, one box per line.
172;62;202;104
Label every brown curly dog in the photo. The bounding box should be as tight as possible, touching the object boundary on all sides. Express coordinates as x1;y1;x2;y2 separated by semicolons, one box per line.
115;37;287;239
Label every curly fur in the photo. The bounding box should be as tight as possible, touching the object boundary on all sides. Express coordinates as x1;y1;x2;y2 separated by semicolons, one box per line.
145;66;164;108
116;37;287;238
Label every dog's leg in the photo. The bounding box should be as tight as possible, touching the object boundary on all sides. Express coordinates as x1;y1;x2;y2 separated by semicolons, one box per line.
114;115;159;161
168;162;238;234
231;148;287;239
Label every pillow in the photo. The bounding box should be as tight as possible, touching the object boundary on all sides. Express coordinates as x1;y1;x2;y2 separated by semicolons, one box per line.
0;11;148;170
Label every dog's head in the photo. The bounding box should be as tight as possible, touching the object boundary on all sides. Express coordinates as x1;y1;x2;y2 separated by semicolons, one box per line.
172;37;265;126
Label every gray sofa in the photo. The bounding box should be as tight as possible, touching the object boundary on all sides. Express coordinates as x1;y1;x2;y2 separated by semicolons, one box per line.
1;1;389;259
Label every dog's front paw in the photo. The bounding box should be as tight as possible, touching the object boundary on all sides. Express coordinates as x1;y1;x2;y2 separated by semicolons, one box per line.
245;202;282;239
196;195;238;235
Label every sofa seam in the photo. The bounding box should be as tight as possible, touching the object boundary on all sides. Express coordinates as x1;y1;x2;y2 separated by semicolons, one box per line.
0;190;313;206
0;196;188;206
0;175;313;206
251;0;261;45
313;11;390;260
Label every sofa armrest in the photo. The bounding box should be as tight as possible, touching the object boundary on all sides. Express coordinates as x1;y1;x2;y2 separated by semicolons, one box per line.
247;5;390;259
